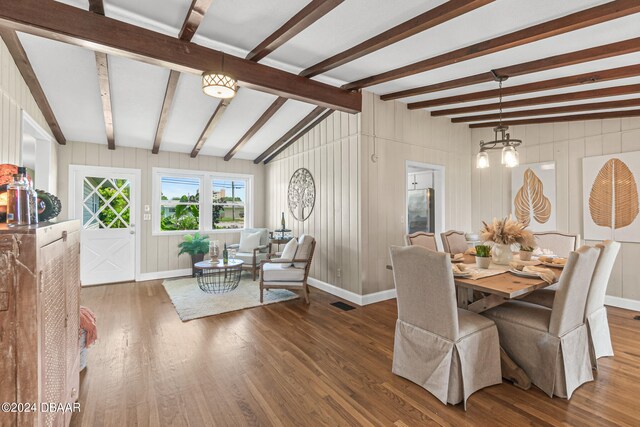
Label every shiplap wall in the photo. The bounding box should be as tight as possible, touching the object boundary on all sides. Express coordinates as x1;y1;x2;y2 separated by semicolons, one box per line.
266;92;472;295
360;93;472;294
471;117;640;301
265;109;362;294
57;141;265;275
0;38;54;166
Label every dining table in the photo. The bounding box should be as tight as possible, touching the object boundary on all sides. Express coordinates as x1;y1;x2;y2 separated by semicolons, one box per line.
386;254;563;390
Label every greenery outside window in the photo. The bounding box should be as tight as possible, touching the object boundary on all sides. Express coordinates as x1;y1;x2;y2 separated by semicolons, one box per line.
153;168;253;235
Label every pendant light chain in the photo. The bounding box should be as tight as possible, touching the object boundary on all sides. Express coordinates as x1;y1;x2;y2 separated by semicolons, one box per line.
498;79;503;126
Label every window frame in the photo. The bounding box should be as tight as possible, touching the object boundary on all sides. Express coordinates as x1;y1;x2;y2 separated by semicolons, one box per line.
152;167;254;236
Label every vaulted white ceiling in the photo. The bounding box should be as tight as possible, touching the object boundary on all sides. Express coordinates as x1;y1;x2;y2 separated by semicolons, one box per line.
15;0;640;160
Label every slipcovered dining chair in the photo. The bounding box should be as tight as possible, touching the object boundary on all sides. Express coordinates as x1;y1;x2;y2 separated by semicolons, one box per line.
260;235;315;304
483;246;599;399
521;241;620;367
228;228;271;281
533;231;580;258
405;232;438;251
440;230;468;254
389;245;502;409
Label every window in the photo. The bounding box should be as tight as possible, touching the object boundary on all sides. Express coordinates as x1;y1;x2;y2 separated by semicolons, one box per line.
153;168;253;235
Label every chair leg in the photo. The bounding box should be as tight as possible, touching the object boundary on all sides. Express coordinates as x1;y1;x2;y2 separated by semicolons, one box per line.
253;264;257;281
303;283;310;304
260;285;264;303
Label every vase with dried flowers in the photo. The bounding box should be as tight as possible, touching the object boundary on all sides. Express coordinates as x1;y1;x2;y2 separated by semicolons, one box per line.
480;216;536;265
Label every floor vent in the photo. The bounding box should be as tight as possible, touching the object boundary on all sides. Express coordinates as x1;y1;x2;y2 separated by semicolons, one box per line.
634;316;640;321
331;301;356;311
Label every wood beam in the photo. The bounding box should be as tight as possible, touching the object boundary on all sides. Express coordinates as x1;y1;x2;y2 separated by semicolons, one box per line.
152;0;214;154
95;52;115;149
255;107;327;164
247;0;343;62
151;70;180;154
468;109;640;128
408;64;640;110
264;109;333;164
179;0;213;42
300;0;493;78
381;36;640;101
89;1;115;149
0;30;65;144
430;83;640;117
223;97;288;161
0;0;361;113
190;100;229;158
451;98;640;123
344;0;640;90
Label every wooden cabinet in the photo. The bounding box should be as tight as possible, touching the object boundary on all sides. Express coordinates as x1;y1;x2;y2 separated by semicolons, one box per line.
0;221;81;427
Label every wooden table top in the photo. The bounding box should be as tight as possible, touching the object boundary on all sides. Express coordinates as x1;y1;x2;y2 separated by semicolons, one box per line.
453;255;561;299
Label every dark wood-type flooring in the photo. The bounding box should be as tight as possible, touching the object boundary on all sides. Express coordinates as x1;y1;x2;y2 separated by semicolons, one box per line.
71;278;640;426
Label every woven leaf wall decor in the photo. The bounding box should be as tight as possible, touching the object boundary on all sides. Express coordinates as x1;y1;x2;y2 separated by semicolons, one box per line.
514;168;552;226
589;158;639;229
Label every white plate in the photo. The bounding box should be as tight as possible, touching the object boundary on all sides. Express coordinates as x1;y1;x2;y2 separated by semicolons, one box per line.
540;261;565;269
453;272;471;278
508;268;540;278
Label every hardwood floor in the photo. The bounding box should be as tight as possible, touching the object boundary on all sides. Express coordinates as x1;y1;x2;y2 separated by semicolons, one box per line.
72;279;640;426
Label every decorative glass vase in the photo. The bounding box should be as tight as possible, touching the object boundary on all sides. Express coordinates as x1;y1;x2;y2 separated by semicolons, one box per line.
492;243;513;265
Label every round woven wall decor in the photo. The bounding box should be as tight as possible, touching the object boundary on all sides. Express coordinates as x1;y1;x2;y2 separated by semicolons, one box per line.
287;168;315;221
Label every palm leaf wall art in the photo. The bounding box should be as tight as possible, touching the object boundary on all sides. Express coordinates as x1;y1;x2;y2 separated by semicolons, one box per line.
589;158;639;234
514;168;552;227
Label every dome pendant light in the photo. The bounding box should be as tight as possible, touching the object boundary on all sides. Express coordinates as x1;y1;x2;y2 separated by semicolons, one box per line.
475;71;522;169
202;54;237;99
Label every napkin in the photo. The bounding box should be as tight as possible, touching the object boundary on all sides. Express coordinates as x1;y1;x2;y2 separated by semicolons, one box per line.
523;266;556;284
465;247;476;255
451;263;467;275
452;253;464;261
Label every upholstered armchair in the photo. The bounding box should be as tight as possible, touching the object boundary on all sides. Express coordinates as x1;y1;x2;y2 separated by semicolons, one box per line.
260;235;316;304
228;228;271;281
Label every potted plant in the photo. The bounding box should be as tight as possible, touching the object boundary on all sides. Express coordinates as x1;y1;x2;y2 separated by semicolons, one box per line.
519;245;535;261
178;232;210;277
475;245;492;269
480;216;536;265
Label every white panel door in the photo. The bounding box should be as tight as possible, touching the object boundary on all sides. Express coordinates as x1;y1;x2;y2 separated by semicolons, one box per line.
73;168;138;286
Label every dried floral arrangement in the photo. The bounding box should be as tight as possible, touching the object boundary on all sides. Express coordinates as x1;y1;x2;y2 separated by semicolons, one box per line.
481;216;536;248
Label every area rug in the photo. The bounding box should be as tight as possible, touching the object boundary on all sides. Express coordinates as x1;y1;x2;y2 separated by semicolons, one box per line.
162;276;299;321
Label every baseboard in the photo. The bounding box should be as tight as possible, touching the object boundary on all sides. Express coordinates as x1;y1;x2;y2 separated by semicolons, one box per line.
136;268;191;282
605;295;640;312
307;277;397;306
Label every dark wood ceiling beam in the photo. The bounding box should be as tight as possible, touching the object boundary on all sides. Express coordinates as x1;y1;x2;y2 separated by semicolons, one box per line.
179;0;213;42
263;109;333;164
152;70;180;154
254;106;327;164
190;100;229;158
381;36;640;101
451;98;640;123
0;0;361;113
300;0;493;78
468;109;640;128
152;0;214;154
344;0;640;90
409;64;640;110
247;0;343;62
0;29;66;144
431;83;640;117
223;97;288;160
89;0;115;150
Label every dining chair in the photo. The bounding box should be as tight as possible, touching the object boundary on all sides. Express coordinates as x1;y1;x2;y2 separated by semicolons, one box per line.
405;231;438;251
521;241;620;368
483;246;599;399
259;235;316;304
533;231;580;258
440;230;468;254
389;245;501;409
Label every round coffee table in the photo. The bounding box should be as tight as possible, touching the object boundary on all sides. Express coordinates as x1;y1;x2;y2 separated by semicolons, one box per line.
193;259;244;294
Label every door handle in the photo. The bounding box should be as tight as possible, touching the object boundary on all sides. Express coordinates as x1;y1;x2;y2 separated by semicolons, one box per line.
130;231;135;235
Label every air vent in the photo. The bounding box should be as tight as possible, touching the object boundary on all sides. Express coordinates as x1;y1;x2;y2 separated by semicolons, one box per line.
331;301;356;311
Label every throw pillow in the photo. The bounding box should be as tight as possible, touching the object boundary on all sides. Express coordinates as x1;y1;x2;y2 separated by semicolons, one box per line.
239;231;261;252
278;238;298;266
